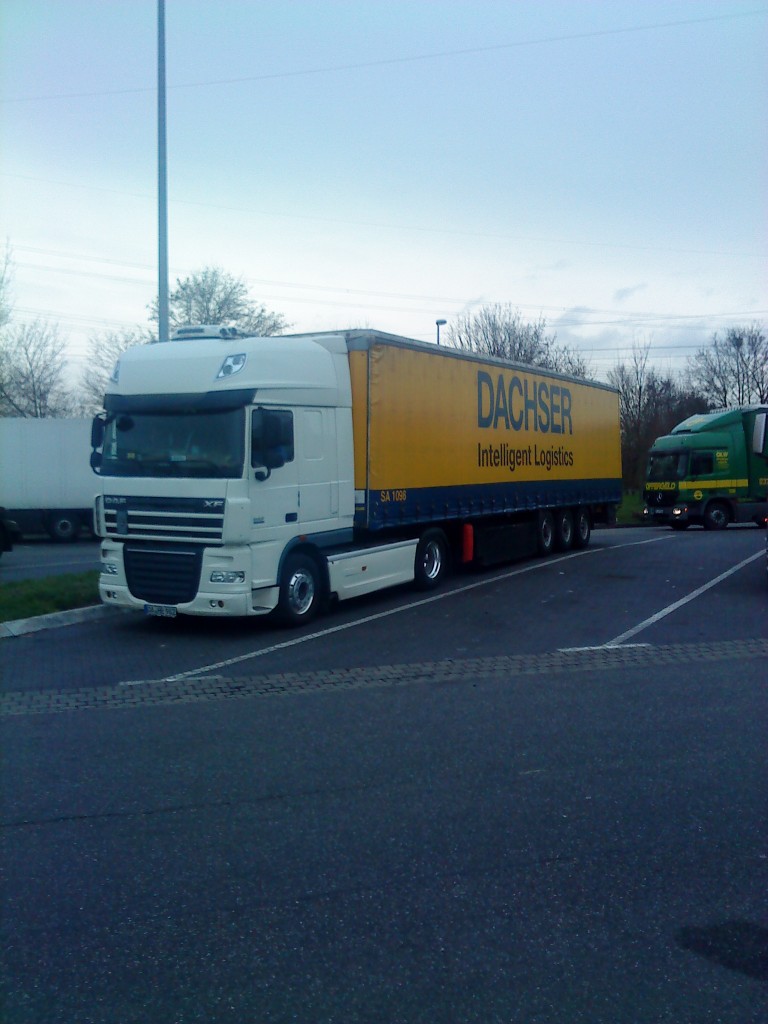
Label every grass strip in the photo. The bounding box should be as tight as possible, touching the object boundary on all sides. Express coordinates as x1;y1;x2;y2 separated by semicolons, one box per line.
0;572;100;624
616;491;644;525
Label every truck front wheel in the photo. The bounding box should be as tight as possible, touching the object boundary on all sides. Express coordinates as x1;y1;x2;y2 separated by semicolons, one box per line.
414;530;448;590
703;501;730;531
277;553;322;625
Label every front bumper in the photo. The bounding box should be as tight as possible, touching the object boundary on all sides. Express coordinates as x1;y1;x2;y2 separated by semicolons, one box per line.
98;541;280;618
643;503;695;525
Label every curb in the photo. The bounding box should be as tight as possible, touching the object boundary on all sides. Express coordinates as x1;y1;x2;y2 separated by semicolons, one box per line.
0;604;120;639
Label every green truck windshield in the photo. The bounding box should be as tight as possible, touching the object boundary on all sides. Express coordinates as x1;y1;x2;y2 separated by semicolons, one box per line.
99;408;245;478
647;451;687;482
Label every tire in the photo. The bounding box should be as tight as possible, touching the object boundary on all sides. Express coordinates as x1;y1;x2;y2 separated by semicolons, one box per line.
277;552;322;625
702;501;730;531
537;510;555;556
573;507;591;549
47;512;81;543
414;529;448;590
555;509;574;551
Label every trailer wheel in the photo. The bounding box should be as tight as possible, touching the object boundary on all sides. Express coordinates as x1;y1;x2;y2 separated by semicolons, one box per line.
277;552;322;625
414;530;448;589
573;507;591;548
537;511;555;556
703;501;730;531
555;509;574;551
47;512;81;543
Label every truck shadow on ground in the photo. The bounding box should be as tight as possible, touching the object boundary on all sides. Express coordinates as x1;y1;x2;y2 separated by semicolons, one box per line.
675;921;768;981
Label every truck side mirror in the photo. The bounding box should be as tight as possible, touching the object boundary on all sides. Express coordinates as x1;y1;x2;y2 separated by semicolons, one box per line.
753;413;768;458
91;415;105;449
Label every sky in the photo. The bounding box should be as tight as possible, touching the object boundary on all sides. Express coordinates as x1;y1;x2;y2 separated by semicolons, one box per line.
1;0;766;386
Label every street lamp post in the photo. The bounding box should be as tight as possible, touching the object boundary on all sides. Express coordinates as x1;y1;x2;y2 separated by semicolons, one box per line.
157;0;169;343
436;319;447;345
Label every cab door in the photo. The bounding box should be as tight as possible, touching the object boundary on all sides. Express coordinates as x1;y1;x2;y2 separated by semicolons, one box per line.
249;408;299;538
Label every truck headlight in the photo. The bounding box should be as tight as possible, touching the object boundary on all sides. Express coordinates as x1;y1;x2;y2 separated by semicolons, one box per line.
210;570;245;584
101;562;119;575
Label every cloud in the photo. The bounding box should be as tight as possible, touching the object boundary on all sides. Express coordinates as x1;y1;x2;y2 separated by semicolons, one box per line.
613;283;647;303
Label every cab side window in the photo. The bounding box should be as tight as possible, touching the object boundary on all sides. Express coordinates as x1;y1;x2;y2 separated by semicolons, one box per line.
251;409;294;469
690;451;714;476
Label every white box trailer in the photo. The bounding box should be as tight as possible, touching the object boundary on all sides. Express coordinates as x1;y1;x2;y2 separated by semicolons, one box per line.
0;418;96;540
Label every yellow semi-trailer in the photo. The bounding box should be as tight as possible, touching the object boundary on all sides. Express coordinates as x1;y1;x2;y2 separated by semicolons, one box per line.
91;328;621;625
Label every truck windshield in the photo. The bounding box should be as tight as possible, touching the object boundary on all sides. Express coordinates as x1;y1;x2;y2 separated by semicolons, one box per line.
99;408;245;478
646;451;688;482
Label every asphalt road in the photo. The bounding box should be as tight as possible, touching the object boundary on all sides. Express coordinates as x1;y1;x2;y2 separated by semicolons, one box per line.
1;526;767;1023
0;537;100;583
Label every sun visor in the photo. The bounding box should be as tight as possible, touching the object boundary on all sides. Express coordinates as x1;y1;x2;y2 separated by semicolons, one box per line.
104;389;256;414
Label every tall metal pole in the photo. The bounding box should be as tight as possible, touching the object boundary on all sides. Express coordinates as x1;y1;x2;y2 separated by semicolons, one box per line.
157;0;169;342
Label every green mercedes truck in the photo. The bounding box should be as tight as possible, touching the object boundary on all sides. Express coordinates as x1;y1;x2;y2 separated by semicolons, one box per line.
643;406;768;530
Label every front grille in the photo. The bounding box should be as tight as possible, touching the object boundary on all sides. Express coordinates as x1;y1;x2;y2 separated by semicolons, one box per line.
103;495;224;543
124;544;203;604
645;490;678;508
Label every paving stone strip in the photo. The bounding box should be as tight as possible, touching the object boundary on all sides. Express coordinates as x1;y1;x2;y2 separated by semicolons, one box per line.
1;639;765;717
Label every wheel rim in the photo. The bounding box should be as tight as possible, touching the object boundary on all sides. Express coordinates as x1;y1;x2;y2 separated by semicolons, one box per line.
709;505;728;529
541;518;553;549
576;512;589;542
561;516;573;545
422;541;443;581
287;568;315;616
52;518;76;540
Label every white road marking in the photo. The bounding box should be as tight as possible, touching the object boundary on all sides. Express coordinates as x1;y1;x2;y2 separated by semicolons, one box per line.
605;550;764;646
115;534;670;686
559;643;651;653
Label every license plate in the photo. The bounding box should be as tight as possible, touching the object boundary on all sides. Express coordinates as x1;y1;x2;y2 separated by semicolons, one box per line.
144;603;177;618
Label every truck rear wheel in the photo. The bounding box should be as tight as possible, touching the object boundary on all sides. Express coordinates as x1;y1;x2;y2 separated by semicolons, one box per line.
47;512;81;543
703;501;730;531
555;509;574;551
573;507;591;548
277;552;322;625
537;511;555;556
414;530;448;589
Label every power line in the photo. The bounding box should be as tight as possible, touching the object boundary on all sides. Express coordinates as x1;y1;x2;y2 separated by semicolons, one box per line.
12;260;766;333
2;9;764;104
6;178;766;261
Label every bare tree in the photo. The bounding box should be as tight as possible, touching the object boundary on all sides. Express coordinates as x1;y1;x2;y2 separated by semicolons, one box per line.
148;266;289;335
445;303;589;378
0;241;12;331
78;327;152;414
0;321;76;418
608;340;708;491
687;324;768;407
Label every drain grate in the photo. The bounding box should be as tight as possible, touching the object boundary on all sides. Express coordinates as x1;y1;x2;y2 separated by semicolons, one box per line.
1;639;766;717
